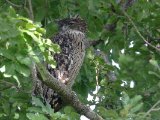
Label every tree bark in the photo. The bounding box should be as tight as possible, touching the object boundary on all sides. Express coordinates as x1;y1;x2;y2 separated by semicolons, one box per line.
35;63;104;120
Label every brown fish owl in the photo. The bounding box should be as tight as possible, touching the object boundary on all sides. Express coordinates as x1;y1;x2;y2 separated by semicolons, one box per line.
34;17;87;112
49;17;87;88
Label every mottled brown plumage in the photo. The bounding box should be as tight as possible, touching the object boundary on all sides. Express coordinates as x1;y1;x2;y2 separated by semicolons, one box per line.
34;17;87;112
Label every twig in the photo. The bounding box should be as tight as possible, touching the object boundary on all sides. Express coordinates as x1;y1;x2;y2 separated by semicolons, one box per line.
151;108;160;111
123;0;136;10
144;100;160;117
6;0;22;8
122;10;160;52
27;0;34;21
95;63;99;94
86;39;103;48
24;7;31;18
22;0;30;20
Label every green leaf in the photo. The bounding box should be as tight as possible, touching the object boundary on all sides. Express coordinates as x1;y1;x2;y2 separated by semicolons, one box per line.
13;75;21;87
8;6;17;17
3;61;15;77
0;20;11;32
14;113;19;119
45;103;54;115
32;96;45;108
16;55;32;67
26;113;48;120
119;54;134;65
2;102;10;115
129;95;142;106
26;23;36;31
37;28;46;34
97;106;119;119
0;65;5;73
149;59;159;69
15;63;30;77
49;44;61;53
121;92;130;106
69;112;80;120
27;107;43;113
130;103;143;113
0;48;15;60
64;106;74;114
21;30;40;43
17;17;33;23
105;110;119;119
0;113;6;118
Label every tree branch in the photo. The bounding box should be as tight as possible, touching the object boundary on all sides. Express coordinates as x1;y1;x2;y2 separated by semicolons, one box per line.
122;10;160;52
27;0;34;21
6;0;22;8
85;39;103;49
35;63;104;120
144;100;160;117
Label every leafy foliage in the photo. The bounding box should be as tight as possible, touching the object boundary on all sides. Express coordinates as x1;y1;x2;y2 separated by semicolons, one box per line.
1;0;160;120
0;7;60;120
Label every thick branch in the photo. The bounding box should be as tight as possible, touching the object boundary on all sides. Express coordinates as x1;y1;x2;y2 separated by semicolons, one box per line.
36;63;103;120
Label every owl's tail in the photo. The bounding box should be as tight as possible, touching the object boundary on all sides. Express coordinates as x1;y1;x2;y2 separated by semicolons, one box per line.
33;79;63;112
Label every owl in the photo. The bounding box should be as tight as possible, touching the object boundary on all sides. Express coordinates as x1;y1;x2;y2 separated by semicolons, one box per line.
34;16;87;112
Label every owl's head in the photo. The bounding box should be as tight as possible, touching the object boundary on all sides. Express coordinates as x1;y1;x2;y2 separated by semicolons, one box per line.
57;16;87;32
